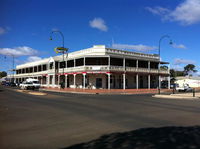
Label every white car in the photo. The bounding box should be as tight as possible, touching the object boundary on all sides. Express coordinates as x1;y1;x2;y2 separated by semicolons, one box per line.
20;78;40;90
176;84;192;92
20;81;35;90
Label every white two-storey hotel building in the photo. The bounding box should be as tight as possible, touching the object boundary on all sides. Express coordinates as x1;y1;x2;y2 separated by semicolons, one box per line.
14;45;170;89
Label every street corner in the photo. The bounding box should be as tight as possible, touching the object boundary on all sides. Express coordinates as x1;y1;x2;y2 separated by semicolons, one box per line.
152;94;200;100
15;89;47;96
28;91;47;96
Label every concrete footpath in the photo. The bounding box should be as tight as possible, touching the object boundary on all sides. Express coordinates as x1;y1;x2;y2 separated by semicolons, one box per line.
40;87;172;95
153;93;200;100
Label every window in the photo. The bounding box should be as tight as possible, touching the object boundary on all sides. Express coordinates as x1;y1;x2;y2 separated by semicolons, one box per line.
59;61;66;68
85;57;108;65
67;60;74;68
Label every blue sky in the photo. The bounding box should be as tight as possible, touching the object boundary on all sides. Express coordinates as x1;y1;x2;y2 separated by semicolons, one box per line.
0;0;200;74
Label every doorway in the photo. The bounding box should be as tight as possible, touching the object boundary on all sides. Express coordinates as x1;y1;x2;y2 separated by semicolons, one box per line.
96;78;102;88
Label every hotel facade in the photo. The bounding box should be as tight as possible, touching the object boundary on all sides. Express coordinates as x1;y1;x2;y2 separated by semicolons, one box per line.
14;45;170;89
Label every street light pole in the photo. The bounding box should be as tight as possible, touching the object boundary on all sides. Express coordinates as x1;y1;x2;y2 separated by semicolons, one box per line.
50;30;67;89
12;55;15;83
158;35;173;91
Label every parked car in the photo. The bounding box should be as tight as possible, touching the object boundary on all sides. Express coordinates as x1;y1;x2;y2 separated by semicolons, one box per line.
26;78;40;89
5;82;10;86
20;81;34;90
20;78;40;90
1;81;6;86
176;84;192;92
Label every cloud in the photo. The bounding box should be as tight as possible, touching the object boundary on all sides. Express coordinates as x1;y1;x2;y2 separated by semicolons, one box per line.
51;28;59;32
0;27;10;35
146;6;170;16
112;43;157;52
89;18;108;31
174;58;195;65
0;46;38;57
26;56;42;62
172;43;187;49
146;0;200;25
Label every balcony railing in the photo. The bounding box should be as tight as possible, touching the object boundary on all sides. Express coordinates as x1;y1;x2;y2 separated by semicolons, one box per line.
14;65;169;77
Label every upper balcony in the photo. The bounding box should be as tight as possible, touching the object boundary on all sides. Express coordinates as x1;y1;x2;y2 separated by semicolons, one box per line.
58;66;169;75
14;65;169;77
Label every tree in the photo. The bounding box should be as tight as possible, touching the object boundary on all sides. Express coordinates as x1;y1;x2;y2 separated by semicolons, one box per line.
160;66;168;70
0;71;7;78
176;71;184;76
184;64;197;76
170;69;176;78
170;69;176;83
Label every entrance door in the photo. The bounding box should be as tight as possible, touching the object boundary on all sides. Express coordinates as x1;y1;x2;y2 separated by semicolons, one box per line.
140;76;143;88
96;78;102;88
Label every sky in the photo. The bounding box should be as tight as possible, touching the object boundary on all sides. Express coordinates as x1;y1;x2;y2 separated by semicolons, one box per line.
0;0;200;74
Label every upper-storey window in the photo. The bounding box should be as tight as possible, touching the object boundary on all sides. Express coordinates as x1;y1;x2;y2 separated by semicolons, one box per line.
30;67;33;73
85;57;108;65
125;59;136;67
59;61;66;68
76;58;84;66
110;58;123;66
34;66;37;72
38;65;42;72
49;62;54;69
138;60;148;68
42;64;47;71
150;62;158;69
67;60;74;68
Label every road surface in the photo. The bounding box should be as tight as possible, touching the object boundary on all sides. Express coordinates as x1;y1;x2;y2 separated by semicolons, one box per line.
1;86;200;149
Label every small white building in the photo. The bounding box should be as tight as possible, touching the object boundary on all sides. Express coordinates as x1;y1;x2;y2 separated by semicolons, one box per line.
11;45;170;89
175;76;200;88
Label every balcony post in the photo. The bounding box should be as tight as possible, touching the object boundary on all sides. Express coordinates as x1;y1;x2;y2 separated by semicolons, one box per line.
123;73;126;90
148;61;150;72
136;60;138;70
84;57;86;66
53;75;55;87
65;75;68;88
107;73;110;90
73;74;76;88
123;57;125;70
47;75;50;87
83;73;86;89
148;74;151;89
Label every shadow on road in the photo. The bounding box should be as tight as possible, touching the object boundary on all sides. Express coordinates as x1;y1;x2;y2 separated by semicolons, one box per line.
63;126;200;149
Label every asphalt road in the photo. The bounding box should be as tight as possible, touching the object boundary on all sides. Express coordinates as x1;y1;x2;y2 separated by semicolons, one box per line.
1;86;200;149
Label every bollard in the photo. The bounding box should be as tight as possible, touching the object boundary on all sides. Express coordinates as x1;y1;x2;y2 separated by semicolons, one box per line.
193;88;195;97
158;88;160;94
173;88;175;94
